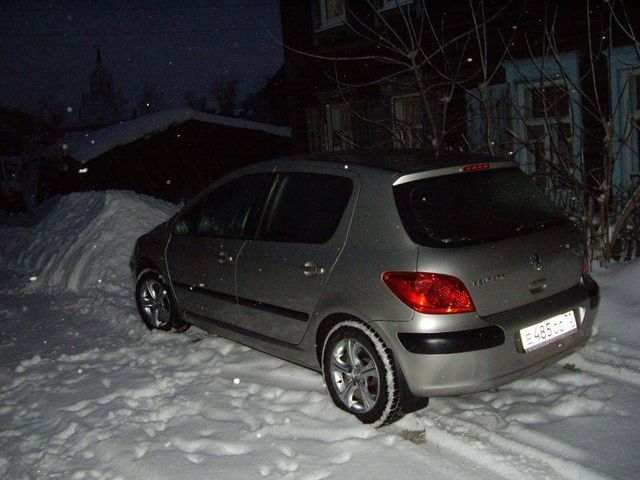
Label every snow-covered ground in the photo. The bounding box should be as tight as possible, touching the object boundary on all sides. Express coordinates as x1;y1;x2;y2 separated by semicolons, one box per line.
1;191;639;480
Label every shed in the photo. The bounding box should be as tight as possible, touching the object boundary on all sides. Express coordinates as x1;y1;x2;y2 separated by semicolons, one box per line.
60;108;291;202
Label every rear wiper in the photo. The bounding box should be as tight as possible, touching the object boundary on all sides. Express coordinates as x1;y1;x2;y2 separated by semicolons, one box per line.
440;236;474;245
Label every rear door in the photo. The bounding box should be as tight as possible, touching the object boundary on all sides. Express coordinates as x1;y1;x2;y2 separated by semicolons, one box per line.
235;171;356;344
166;173;272;323
394;166;584;317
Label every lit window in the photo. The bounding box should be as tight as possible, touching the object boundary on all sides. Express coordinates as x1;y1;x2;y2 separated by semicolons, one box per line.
392;94;423;148
319;0;345;28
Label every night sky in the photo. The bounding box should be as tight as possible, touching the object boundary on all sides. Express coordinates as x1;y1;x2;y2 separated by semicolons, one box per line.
0;0;283;114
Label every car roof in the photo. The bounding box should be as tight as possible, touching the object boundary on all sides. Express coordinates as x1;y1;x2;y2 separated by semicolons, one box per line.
273;150;513;174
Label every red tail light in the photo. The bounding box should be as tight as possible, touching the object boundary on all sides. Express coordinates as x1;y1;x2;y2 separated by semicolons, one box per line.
582;252;588;275
382;272;476;314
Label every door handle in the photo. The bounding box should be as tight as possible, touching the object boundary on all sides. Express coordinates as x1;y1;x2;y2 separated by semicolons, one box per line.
217;251;232;264
299;261;324;277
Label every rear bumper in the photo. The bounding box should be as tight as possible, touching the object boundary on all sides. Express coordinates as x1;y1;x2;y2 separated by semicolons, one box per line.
375;275;599;397
397;326;505;354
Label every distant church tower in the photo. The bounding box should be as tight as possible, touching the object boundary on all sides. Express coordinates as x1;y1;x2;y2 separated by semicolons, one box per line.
78;47;120;127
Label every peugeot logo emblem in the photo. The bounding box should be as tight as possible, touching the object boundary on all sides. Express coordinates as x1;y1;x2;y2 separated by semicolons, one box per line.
530;253;543;271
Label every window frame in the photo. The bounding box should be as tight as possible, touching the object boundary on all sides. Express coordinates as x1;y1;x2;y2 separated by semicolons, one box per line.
504;52;583;180
379;0;413;13
324;103;353;151
391;93;424;149
619;65;640;183
317;0;346;30
516;81;574;188
606;46;640;188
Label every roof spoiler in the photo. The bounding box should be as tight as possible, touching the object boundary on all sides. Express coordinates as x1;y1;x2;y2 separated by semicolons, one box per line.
393;161;517;186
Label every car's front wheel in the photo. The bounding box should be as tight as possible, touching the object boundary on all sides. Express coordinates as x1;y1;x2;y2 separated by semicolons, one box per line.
135;271;188;332
322;321;407;426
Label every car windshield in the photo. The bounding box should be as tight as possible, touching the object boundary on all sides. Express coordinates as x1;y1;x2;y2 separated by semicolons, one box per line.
393;167;568;248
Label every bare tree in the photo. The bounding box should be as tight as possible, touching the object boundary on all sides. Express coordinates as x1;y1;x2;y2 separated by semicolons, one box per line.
114;88;128;119
283;0;516;152
487;1;640;263
183;89;207;111
283;0;639;262
37;95;65;129
211;73;240;116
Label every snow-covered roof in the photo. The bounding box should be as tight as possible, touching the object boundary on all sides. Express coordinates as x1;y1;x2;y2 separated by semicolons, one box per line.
62;108;291;164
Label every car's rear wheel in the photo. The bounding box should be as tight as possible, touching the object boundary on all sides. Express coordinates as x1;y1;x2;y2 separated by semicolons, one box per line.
322;321;407;426
135;271;188;332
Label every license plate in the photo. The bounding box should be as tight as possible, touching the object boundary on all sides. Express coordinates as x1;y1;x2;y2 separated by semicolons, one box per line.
519;311;578;352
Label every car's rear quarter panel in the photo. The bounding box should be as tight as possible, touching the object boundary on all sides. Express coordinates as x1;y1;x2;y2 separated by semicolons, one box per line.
304;167;419;361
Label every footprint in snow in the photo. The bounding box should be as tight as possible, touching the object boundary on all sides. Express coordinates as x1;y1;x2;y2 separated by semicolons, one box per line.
279;445;296;458
276;457;298;473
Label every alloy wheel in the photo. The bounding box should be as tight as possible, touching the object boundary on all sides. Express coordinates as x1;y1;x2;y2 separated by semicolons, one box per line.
329;338;380;413
139;278;171;329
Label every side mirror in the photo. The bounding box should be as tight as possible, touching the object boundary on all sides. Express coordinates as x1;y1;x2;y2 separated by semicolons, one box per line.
172;219;190;236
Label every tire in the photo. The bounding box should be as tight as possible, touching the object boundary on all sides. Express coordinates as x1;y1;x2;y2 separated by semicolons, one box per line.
322;321;408;427
135;271;189;332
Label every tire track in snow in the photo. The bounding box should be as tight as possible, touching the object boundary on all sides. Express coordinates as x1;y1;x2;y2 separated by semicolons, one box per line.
409;410;610;480
569;346;640;387
394;357;624;480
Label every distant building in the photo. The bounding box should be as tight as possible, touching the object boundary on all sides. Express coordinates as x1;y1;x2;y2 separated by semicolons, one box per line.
78;47;120;128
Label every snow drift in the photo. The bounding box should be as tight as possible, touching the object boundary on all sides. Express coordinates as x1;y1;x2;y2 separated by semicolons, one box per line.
1;191;177;293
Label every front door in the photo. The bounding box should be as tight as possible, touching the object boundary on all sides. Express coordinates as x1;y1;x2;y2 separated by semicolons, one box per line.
166;173;272;324
235;172;356;344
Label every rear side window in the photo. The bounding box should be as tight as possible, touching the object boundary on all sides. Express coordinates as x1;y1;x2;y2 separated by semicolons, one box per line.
394;168;568;248
259;173;353;244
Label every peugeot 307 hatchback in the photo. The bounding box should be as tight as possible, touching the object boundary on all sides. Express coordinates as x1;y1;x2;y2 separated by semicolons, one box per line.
131;151;599;426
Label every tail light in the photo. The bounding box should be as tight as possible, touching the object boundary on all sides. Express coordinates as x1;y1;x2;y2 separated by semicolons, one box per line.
382;272;475;314
581;251;588;275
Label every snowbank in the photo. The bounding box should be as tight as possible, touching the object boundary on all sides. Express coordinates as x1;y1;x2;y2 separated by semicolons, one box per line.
0;191;177;293
63;108;291;164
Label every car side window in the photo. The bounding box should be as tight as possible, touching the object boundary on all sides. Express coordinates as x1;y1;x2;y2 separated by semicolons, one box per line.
172;203;202;236
259;173;353;244
196;173;272;239
172;174;271;238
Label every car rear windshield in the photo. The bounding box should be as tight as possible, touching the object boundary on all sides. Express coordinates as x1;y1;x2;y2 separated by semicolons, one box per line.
393;167;568;248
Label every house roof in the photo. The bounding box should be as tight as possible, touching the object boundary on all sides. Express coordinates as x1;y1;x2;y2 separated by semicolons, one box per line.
62;108;291;164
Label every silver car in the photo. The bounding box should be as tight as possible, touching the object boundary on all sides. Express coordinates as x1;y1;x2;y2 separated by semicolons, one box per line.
131;151;599;426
